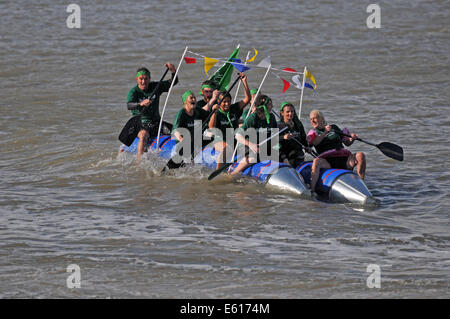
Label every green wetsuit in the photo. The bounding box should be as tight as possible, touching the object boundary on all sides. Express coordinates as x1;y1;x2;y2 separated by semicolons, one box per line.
239;112;278;133
172;106;210;142
236;112;278;158
126;74;178;125
278;119;308;167
195;100;207;109
211;102;242;140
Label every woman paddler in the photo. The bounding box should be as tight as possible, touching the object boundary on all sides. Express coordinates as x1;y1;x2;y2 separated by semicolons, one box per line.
278;102;310;168
171;91;214;162
208;73;251;170
307;109;366;193
239;88;260;126
230;94;278;176
172;91;212;142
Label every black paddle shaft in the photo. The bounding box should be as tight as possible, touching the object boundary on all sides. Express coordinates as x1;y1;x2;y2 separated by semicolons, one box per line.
134;67;171;117
271;110;317;157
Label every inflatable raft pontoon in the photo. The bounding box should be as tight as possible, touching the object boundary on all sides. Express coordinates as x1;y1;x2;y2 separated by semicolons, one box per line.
120;136;375;205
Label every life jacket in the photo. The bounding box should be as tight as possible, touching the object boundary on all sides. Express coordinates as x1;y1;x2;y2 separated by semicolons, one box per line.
307;125;352;157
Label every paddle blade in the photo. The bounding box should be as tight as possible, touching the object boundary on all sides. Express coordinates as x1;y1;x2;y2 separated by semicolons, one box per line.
161;158;185;173
118;115;141;146
208;162;233;181
377;142;404;161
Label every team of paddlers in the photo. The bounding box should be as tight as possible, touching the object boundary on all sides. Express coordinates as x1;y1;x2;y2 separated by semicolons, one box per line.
124;62;366;194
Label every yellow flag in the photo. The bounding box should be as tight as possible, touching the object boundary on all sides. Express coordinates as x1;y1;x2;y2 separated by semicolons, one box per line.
204;57;218;76
245;48;258;63
306;69;317;89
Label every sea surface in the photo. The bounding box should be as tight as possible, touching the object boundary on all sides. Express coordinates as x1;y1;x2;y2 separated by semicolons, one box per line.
0;0;449;298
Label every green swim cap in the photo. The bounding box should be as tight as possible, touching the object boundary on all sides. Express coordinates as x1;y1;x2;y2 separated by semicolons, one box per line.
199;84;214;95
182;90;194;104
201;84;214;90
257;97;272;124
280;101;293;112
136;70;150;78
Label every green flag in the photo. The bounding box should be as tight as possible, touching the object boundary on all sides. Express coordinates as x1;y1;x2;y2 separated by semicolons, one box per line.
210;46;240;91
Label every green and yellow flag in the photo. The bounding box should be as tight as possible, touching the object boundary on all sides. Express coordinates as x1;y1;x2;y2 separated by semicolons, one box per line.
209;46;240;91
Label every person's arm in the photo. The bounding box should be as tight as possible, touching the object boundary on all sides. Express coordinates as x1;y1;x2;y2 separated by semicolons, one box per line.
235;131;247;145
310;125;331;146
202;90;219;112
173;130;183;142
127;102;140;110
166;62;179;87
235;117;259;153
339;127;357;146
209;109;218;129
238;73;251;110
126;89;140;110
127;100;151;110
235;130;259;154
278;123;292;140
126;88;151;110
169;72;179;87
171;109;184;142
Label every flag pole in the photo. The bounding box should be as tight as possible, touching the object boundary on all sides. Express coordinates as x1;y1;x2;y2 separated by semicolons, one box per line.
156;46;188;150
232;50;251;103
228;60;272;169
297;66;307;120
245;58;271;121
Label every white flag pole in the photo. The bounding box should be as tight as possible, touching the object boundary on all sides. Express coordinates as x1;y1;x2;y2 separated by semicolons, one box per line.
245;58;271;121
297;66;307;120
229;60;272;169
156;46;188;150
232;50;251;103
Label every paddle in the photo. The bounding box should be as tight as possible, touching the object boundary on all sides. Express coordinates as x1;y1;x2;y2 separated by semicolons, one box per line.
290;136;318;158
271;110;318;158
161;74;243;173
208;126;288;181
118;67;170;146
337;131;404;161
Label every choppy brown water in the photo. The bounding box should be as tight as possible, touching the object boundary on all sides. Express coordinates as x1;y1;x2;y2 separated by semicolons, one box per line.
0;0;449;298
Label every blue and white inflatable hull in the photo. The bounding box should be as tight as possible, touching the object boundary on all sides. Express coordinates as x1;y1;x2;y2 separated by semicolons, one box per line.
120;136;375;205
296;162;374;205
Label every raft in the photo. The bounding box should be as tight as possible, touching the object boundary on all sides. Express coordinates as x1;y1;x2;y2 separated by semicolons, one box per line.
120;136;375;205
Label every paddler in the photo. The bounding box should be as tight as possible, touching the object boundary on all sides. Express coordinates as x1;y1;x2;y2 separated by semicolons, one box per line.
126;63;178;159
307;109;366;192
239;88;260;126
231;94;278;176
278;102;310;168
172;91;212;142
208;73;251;170
196;80;220;111
171;91;214;162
